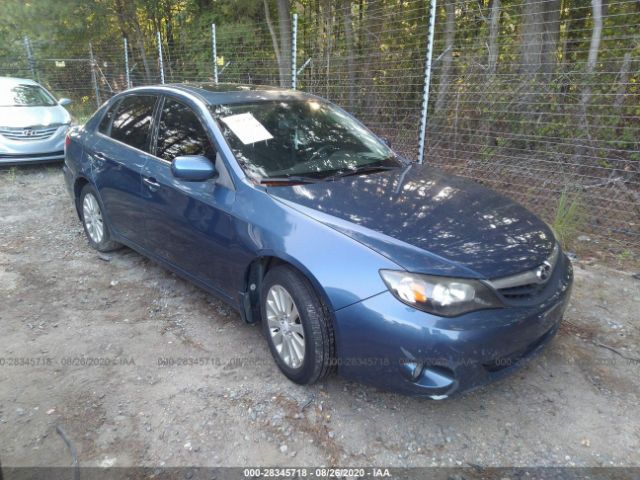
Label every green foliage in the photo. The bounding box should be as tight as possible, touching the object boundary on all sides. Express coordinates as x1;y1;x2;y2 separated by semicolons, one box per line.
617;249;632;263
551;189;586;250
1;167;18;183
0;0;638;250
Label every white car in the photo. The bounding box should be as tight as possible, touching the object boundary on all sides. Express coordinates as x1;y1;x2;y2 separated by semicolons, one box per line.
0;77;73;165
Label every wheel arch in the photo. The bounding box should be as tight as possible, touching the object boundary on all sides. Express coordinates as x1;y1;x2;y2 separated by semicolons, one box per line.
73;176;91;219
240;253;336;329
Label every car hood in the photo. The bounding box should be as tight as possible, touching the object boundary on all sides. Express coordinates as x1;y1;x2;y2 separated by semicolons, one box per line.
266;164;556;279
0;105;70;128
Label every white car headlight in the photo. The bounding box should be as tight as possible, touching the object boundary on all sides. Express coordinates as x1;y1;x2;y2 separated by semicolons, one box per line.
380;270;503;316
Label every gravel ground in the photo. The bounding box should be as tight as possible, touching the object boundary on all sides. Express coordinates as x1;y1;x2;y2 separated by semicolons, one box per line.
1;166;639;468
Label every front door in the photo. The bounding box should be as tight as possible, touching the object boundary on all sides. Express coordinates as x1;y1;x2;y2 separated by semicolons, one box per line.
141;97;238;299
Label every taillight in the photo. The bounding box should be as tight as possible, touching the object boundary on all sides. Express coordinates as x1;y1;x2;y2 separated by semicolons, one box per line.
65;134;71;149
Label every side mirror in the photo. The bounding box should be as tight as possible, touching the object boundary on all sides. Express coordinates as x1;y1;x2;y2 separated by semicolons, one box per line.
171;155;217;182
58;98;73;106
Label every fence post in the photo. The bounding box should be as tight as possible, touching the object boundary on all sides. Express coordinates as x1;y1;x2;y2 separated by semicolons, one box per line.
157;31;165;84
291;13;298;89
124;37;131;89
212;24;219;84
23;36;37;80
89;43;102;107
417;0;437;164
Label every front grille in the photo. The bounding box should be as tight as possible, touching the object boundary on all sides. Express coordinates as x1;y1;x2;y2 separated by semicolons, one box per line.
498;282;546;300
0;125;61;141
488;243;560;302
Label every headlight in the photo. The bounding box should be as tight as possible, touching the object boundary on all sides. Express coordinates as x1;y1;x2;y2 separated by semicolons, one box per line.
380;270;503;317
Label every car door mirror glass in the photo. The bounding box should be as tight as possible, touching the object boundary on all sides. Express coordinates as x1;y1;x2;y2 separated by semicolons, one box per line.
58;98;73;106
171;155;217;182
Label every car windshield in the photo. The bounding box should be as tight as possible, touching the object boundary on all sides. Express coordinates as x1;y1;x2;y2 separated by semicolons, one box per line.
0;84;57;107
211;99;402;180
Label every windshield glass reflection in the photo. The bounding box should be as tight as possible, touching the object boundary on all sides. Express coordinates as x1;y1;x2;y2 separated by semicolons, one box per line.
211;100;402;180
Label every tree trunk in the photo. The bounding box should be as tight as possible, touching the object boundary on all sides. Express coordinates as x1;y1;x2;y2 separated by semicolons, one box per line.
580;0;603;120
541;0;561;74
586;0;603;74
264;0;283;84
520;0;545;74
164;2;176;79
613;52;632;115
363;0;382;113
134;28;152;84
559;0;587;105
112;0;150;83
520;0;561;75
485;0;501;146
487;0;501;74
322;0;333;99
276;0;292;87
578;0;603;156
435;0;455;113
342;0;356;110
113;0;130;39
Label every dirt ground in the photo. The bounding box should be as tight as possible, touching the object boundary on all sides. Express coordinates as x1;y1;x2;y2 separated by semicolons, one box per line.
1;165;639;468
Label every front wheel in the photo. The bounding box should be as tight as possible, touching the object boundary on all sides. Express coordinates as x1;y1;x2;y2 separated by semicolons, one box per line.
80;185;121;252
261;265;335;385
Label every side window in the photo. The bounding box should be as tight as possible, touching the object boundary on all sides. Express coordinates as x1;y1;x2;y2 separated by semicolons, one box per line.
156;98;214;162
110;95;157;152
98;100;120;135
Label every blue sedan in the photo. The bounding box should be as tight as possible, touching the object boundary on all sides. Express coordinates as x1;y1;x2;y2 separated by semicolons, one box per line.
63;83;573;398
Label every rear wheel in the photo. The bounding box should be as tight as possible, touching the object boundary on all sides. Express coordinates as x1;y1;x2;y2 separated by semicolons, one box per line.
261;265;335;385
80;185;120;252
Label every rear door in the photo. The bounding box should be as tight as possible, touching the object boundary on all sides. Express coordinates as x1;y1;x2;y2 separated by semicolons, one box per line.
141;96;237;298
92;94;159;246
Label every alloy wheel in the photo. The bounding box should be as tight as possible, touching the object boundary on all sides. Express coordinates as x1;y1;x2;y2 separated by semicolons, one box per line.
82;193;104;244
265;284;306;369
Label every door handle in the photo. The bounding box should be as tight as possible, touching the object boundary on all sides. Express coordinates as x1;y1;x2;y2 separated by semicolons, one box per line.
143;176;161;191
92;153;107;164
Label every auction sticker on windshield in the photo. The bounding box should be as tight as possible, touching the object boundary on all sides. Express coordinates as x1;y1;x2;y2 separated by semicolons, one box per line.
221;112;274;145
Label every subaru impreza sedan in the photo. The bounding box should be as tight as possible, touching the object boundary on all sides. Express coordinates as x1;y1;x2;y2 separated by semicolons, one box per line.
63;83;572;398
0;77;73;165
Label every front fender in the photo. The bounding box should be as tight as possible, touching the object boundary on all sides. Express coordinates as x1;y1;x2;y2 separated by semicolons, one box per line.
233;185;402;312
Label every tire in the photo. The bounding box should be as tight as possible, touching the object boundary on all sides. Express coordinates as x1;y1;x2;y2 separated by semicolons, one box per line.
261;265;335;385
79;184;121;252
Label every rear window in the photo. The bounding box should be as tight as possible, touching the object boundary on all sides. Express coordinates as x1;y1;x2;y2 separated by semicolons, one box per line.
0;84;57;107
109;95;157;152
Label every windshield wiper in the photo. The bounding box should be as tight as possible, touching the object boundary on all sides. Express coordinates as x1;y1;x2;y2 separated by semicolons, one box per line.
324;164;398;181
258;165;399;185
258;175;322;185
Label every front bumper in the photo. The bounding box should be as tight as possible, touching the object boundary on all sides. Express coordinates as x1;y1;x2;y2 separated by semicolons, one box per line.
0;151;65;165
0;126;67;165
334;254;573;398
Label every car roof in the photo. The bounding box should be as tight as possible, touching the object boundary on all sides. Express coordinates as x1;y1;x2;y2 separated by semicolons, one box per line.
0;76;40;87
131;82;314;106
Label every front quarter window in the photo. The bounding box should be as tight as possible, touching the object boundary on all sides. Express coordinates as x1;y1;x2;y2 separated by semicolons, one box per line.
210;99;401;180
98;101;120;135
156;98;215;162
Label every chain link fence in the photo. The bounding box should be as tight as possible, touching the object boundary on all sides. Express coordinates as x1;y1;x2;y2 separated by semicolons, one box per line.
1;0;638;256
